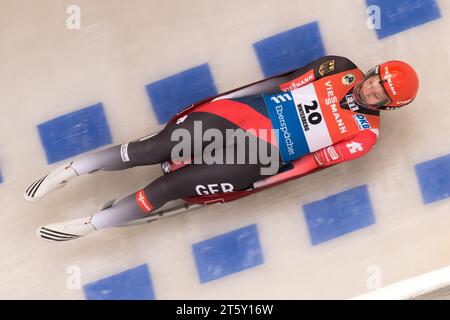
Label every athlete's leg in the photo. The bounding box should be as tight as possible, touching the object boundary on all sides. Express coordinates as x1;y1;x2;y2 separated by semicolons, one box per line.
90;160;275;229
25;107;248;201
37;160;275;241
36;109;283;241
72;111;239;174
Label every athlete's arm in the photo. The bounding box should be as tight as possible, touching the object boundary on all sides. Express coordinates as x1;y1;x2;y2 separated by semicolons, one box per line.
253;128;379;188
278;55;358;91
215;55;357;100
312;128;379;167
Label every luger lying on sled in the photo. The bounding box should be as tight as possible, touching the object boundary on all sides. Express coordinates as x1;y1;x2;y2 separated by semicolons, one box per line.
122;67;337;227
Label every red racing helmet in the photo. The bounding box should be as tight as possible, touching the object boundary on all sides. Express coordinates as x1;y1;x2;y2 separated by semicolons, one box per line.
354;60;419;109
377;60;419;108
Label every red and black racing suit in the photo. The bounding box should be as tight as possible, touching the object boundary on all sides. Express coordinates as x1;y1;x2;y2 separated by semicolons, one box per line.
70;55;380;229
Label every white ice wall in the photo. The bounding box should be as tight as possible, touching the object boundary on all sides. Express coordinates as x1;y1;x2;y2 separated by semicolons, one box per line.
0;0;449;299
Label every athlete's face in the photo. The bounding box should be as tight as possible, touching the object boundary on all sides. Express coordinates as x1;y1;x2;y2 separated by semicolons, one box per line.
354;74;391;110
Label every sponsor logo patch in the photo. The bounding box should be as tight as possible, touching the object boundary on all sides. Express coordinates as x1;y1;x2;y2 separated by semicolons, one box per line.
324;81;347;134
353;114;371;130
383;65;397;96
161;161;171;173
346;94;359;112
342;73;356;86
319;60;335;76
326;146;339;161
346;141;363;154
176;115;188;124
136;189;153;213
279;69;315;92
396;99;412;105
120;143;130;162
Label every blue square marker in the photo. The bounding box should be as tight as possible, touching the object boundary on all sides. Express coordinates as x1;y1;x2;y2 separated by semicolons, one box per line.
146;64;217;124
415;154;450;204
366;0;441;39
253;21;325;78
37;103;112;164
83;264;155;300
0;171;3;184
303;185;376;245
192;224;264;283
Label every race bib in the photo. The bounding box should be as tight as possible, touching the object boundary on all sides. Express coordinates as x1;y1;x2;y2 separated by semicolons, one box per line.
263;84;332;162
290;84;332;151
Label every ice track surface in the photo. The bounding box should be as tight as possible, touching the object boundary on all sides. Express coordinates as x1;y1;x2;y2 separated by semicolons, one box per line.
0;0;449;299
